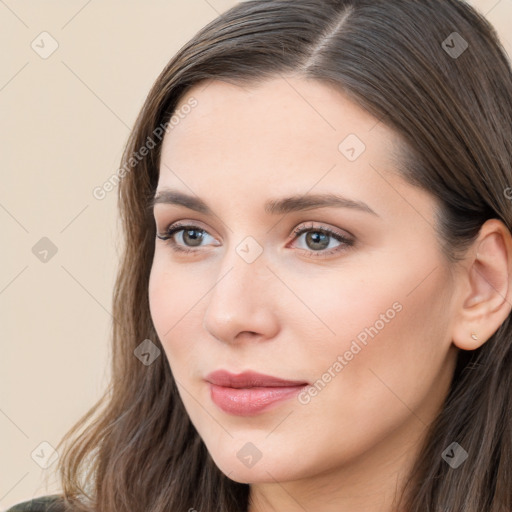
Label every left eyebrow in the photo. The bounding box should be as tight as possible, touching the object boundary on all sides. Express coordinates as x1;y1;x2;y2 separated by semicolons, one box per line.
264;193;379;217
150;189;379;217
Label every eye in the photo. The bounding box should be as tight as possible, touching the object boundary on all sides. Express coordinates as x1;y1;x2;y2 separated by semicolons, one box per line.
289;222;354;258
156;221;354;258
156;222;218;254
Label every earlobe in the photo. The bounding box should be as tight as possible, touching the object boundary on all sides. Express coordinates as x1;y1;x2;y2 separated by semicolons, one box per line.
451;219;512;351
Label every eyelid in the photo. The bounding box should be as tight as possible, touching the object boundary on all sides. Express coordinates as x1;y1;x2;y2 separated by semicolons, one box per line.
290;222;354;243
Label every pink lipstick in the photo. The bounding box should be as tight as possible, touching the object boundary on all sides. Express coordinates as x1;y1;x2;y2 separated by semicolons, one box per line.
205;370;309;416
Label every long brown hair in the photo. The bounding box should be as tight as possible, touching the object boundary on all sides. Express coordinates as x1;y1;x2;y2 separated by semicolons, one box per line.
53;1;512;510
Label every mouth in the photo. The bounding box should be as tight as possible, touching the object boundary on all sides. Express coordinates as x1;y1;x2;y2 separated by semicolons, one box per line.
205;369;309;416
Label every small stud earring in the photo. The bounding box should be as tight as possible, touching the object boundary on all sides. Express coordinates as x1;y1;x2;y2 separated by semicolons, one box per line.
471;332;478;341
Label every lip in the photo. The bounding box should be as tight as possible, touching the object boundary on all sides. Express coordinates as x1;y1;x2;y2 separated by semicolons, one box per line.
205;370;309;416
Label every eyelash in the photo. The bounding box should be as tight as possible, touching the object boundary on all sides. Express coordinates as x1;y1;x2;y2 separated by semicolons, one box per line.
156;221;354;259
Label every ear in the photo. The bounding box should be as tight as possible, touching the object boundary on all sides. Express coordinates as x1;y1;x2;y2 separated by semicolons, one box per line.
451;218;512;350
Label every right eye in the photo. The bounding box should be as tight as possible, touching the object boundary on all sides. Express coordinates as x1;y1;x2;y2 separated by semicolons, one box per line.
156;222;219;254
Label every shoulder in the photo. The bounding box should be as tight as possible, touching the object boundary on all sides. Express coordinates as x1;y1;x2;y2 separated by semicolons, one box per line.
4;495;67;512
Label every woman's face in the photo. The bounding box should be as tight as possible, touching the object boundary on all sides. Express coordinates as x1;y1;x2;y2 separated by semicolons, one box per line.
148;76;460;488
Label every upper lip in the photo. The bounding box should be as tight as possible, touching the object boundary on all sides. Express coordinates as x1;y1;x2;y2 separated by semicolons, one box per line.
205;370;309;388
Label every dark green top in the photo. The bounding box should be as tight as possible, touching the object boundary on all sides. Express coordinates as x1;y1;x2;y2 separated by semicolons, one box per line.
5;495;67;512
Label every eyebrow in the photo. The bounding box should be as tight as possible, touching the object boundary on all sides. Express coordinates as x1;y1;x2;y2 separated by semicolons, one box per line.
150;189;379;217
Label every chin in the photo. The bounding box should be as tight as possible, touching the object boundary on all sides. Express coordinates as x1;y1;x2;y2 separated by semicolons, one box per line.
208;448;308;485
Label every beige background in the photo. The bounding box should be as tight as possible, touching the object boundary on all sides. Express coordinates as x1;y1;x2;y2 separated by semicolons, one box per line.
1;0;511;509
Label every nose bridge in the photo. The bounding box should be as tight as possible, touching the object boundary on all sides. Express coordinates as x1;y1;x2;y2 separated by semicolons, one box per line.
213;233;268;298
202;238;278;342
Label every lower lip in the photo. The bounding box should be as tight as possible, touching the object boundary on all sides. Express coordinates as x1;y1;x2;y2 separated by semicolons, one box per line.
208;383;307;416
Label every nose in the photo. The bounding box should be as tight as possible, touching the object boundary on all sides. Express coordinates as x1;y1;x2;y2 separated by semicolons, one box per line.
202;248;280;345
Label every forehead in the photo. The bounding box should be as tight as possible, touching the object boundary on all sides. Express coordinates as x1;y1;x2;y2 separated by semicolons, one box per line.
166;76;390;150
155;76;437;228
160;77;400;181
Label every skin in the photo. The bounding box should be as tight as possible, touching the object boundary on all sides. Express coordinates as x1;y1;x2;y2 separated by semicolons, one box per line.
148;76;512;512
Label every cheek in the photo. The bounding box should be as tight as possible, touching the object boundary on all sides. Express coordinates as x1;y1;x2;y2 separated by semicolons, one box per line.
148;252;199;327
148;259;187;353
284;267;454;469
148;258;173;333
293;254;453;401
325;270;452;420
148;256;209;374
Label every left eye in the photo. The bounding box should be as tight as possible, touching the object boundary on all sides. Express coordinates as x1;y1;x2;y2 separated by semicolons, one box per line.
156;222;354;258
289;223;354;257
291;224;353;255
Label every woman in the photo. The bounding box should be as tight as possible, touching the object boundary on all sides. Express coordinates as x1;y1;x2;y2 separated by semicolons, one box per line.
7;0;512;510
